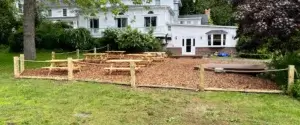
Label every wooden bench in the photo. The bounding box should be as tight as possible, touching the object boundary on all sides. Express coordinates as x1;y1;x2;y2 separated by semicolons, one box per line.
42;59;83;75
83;53;107;63
126;54;154;66
104;59;143;74
42;66;81;75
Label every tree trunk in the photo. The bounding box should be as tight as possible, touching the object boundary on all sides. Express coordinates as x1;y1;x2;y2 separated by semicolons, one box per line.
23;0;36;60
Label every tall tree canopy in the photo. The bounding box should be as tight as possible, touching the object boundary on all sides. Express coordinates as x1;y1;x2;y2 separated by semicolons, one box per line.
233;0;300;53
179;0;235;26
234;0;300;37
23;0;152;59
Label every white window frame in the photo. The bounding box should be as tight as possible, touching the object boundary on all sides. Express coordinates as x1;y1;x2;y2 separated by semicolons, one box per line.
144;16;157;27
116;17;128;28
208;34;226;47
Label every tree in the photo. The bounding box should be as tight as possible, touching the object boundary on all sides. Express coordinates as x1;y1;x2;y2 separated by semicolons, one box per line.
23;0;151;59
23;0;36;59
0;0;17;45
179;0;235;26
233;0;300;53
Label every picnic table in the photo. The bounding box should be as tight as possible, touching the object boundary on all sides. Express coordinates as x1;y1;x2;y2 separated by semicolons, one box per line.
106;51;126;59
125;54;155;66
83;53;107;61
42;59;82;75
105;59;143;74
144;52;167;62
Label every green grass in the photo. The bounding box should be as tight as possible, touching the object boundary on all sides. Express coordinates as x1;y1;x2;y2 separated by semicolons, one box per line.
1;50;300;125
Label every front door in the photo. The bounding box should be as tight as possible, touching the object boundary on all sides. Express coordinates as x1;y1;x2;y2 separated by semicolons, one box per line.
182;38;195;55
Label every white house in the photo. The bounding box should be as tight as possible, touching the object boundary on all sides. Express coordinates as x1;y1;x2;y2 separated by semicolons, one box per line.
16;0;238;56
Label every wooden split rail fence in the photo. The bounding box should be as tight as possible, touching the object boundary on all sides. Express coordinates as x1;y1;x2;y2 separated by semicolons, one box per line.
14;54;138;88
13;54;294;94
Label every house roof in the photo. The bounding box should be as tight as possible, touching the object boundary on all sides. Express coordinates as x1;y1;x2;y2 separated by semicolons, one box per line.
206;30;228;34
178;14;209;25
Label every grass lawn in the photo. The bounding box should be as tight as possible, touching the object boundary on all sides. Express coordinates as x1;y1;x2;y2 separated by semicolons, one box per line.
0;51;300;125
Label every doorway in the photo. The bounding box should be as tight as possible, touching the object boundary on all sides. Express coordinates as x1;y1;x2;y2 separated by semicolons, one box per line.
182;38;196;55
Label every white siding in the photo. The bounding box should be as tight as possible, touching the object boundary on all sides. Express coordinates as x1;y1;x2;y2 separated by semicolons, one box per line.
168;25;237;48
50;7;77;17
78;7;172;37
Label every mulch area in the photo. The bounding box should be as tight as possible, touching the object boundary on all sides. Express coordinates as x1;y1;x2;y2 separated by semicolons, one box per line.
21;58;279;90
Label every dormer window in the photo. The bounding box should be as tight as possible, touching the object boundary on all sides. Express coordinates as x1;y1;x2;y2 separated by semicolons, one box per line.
63;9;67;16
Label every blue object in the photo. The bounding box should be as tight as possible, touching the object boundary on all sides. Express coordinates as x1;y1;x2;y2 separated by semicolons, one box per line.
218;52;230;57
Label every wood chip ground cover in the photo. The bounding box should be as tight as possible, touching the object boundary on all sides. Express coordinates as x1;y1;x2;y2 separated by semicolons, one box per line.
21;58;279;90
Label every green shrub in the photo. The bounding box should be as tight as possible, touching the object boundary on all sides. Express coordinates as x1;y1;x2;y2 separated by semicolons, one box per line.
9;21;94;52
99;27;162;53
267;52;300;88
117;27;161;52
237;53;272;59
61;28;94;50
8;27;24;52
36;21;64;50
292;80;300;99
100;28;121;50
236;35;260;53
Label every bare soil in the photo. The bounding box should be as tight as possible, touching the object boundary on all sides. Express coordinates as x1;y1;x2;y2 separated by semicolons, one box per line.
21;58;279;90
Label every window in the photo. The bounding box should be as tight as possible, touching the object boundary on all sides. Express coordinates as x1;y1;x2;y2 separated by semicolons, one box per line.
63;9;67;16
155;0;160;5
144;17;157;27
208;34;226;46
90;19;99;29
187;21;191;24
18;3;23;13
48;9;52;17
116;18;128;28
182;39;184;46
168;26;171;31
223;34;226;45
180;21;184;24
208;35;211;46
213;34;222;45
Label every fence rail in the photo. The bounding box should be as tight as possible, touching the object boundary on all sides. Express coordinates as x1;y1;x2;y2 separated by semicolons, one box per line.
14;52;295;94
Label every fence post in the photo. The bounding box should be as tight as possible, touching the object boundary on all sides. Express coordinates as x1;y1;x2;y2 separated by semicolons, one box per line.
52;51;55;60
68;58;74;80
94;47;97;54
287;65;295;94
76;49;80;59
13;56;20;78
20;54;25;73
107;44;110;51
130;62;136;88
198;64;205;91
